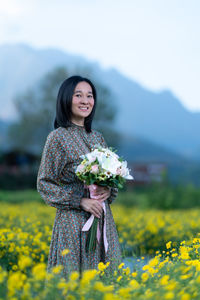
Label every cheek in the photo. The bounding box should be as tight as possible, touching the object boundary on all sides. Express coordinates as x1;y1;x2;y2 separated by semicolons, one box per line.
90;99;95;108
71;99;79;110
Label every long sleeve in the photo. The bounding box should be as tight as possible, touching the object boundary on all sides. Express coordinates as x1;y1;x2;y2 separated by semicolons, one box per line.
37;131;83;210
99;133;119;204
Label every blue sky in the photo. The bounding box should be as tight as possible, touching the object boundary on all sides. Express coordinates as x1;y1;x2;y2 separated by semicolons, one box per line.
0;0;200;112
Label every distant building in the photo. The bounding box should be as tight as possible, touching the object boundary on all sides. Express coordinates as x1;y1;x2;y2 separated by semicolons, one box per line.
0;150;167;188
127;162;167;186
0;150;39;175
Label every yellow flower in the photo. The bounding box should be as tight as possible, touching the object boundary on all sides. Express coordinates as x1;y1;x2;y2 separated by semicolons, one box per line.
98;262;107;271
166;241;172;249
181;294;191;300
165;280;177;291
18;255;32;270
118;287;131;298
104;293;120;300
142;272;149;282
180;241;186;245
0;269;7;284
8;271;27;297
32;263;46;280
143;265;149;271
172;253;178;258
193;238;200;244
117;275;122;282
129;279;140;289
179;252;189;260
12;265;18;271
131;272;137;277
123;267;130;275
180;274;190;280
57;279;68;291
165;292;174;299
160;275;169;285
149;256;159;267
81;269;97;286
94;281;105;292
94;281;114;293
52;265;63;274
118;262;124;269
148;267;157;275
70;271;79;281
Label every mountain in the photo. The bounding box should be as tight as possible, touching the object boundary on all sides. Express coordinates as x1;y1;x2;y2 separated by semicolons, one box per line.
98;69;200;160
0;43;199;163
0;43;89;119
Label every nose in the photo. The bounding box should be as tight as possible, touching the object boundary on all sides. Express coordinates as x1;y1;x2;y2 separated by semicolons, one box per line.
81;95;89;104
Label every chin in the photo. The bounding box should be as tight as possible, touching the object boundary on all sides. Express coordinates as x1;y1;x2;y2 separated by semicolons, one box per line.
79;111;92;117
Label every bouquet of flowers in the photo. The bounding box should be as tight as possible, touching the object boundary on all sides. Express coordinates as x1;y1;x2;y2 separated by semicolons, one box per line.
75;145;133;253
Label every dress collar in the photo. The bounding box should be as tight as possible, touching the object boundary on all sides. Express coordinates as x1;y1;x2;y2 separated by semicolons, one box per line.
71;122;85;129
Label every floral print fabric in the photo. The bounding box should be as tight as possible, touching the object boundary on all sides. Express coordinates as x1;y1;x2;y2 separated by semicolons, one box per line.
37;124;122;278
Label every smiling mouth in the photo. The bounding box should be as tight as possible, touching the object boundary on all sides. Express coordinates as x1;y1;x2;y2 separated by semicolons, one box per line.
79;106;89;111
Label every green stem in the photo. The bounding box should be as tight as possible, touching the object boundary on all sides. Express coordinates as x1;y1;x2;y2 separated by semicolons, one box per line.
86;217;99;253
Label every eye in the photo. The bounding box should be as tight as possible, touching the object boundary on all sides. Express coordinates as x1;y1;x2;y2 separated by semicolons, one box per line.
88;95;93;98
75;94;81;98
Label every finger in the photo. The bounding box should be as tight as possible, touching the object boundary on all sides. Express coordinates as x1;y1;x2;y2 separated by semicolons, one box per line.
95;192;108;201
94;202;103;212
91;207;102;218
99;196;107;203
94;205;103;216
91;194;103;200
99;193;110;202
92;200;103;209
90;205;99;215
90;210;100;218
90;192;105;200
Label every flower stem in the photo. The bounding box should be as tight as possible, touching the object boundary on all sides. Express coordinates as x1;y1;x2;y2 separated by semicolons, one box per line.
86;217;99;253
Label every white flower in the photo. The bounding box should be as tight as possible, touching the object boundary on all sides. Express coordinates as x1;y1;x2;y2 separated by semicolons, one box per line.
76;147;134;186
76;164;85;174
120;161;134;179
85;152;97;163
91;164;99;174
101;156;121;174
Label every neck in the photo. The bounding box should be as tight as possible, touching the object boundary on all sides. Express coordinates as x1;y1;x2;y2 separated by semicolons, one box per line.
70;117;84;127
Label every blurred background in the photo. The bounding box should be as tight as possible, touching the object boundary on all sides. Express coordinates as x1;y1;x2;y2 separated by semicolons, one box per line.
2;3;200;294
0;0;200;209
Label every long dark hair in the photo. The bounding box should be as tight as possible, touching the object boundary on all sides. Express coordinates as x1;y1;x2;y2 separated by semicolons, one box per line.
54;75;97;132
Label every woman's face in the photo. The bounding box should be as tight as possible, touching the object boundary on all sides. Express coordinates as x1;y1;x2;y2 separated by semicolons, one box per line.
71;81;95;125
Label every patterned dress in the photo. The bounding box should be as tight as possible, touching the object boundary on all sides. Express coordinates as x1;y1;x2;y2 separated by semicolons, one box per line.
37;123;122;279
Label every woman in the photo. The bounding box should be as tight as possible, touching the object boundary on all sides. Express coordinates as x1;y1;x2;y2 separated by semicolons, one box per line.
37;75;122;279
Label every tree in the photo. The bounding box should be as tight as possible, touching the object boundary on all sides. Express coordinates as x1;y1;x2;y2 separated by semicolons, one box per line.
8;66;119;155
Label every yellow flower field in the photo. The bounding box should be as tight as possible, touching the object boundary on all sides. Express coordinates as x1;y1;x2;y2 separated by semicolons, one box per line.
1;202;200;299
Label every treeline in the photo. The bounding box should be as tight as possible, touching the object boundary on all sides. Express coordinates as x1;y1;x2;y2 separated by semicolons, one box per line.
118;182;200;209
1;183;200;210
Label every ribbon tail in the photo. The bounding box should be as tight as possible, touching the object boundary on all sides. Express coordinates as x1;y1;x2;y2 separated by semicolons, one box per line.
82;214;95;231
97;221;101;243
102;202;108;253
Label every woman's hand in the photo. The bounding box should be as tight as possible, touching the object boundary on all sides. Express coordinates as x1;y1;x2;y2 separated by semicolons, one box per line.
80;198;103;218
89;185;111;202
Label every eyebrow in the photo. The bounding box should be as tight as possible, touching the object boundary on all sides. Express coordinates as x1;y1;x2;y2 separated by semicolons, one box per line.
74;90;93;94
